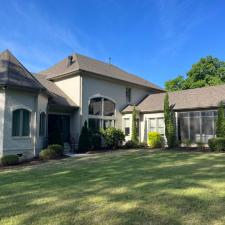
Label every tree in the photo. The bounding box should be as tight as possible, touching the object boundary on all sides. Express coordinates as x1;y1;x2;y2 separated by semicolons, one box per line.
216;101;225;137
165;76;185;92
131;106;139;144
165;56;225;92
78;121;90;152
164;93;176;148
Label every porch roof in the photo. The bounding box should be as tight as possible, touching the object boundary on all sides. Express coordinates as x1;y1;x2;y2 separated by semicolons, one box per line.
122;84;225;113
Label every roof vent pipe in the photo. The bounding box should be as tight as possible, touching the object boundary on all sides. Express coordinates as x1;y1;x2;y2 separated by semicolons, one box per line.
67;55;73;67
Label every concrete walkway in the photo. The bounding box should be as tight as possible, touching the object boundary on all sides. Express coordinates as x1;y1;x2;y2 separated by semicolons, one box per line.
64;152;90;157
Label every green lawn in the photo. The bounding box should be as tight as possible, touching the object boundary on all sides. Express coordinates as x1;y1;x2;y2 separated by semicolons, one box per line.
0;150;225;225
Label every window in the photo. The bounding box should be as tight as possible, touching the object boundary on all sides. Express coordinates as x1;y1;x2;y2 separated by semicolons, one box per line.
126;88;131;103
178;110;217;143
157;118;165;135
103;120;114;129
104;99;115;116
148;117;165;135
89;98;102;115
88;97;116;130
39;112;46;136
124;118;130;136
149;118;156;132
88;118;101;131
12;109;31;137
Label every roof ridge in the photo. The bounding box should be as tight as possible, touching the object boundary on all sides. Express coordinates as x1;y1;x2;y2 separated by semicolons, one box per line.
167;83;225;95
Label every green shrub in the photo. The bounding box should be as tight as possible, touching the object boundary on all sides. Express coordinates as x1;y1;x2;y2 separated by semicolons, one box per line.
124;140;138;149
208;138;225;152
48;144;63;156
90;133;102;150
164;93;176;148
39;148;58;160
78;121;90;153
196;141;205;150
1;155;19;166
101;127;125;149
131;106;139;144
148;132;163;148
182;139;192;147
216;101;225;137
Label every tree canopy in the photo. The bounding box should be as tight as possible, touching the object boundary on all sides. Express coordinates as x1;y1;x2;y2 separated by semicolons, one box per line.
165;56;225;92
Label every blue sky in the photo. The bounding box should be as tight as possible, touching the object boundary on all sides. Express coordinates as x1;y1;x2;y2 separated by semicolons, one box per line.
0;0;225;88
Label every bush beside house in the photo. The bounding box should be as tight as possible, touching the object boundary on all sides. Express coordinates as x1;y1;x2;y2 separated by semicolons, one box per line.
101;127;125;150
148;132;163;148
208;138;225;151
1;155;19;166
39;144;63;160
208;101;225;151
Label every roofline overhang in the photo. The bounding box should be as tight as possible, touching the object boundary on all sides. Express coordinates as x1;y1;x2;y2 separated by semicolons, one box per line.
44;69;164;92
122;106;220;114
0;84;46;93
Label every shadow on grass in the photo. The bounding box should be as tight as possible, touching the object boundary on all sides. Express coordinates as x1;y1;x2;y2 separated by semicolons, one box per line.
0;150;225;225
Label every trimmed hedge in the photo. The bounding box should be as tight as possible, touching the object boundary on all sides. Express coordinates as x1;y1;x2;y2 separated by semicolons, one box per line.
1;155;19;166
208;138;225;152
148;132;163;148
48;144;64;156
39;144;63;160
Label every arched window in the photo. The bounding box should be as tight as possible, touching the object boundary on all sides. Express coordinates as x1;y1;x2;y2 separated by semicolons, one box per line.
39;112;46;136
12;109;31;136
88;97;116;130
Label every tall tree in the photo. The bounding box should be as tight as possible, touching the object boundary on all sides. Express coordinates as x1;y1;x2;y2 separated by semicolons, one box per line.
216;101;225;137
164;93;176;148
131;106;139;144
165;56;225;92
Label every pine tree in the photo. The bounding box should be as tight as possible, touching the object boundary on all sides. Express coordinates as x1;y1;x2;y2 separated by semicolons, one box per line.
78;121;90;152
164;93;176;148
216;101;225;137
131;106;139;144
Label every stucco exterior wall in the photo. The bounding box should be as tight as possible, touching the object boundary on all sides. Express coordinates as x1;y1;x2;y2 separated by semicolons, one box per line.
54;75;81;106
0;89;5;157
3;89;37;158
36;93;48;152
82;73;151;130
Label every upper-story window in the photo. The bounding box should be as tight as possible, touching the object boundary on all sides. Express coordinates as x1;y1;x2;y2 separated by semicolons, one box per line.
126;88;132;103
89;97;115;117
12;109;31;137
39;112;46;136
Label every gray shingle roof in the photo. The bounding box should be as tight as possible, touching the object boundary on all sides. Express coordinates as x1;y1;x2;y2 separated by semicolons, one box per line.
0;50;44;91
122;84;225;113
35;75;77;108
39;53;163;91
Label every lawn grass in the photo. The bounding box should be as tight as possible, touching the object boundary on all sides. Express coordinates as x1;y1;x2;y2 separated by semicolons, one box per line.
0;149;225;225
